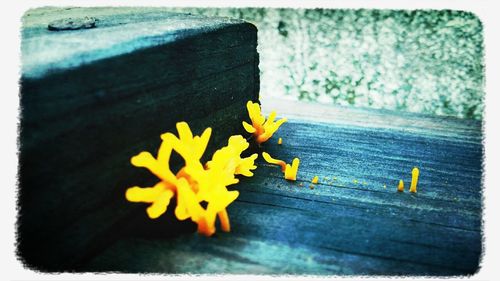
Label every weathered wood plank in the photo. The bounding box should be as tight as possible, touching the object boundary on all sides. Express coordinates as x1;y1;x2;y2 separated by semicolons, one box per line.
18;8;482;275
261;97;482;140
21;8;250;79
83;100;482;275
18;8;259;270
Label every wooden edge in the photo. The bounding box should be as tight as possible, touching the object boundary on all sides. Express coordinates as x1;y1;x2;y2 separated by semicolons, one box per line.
261;97;482;139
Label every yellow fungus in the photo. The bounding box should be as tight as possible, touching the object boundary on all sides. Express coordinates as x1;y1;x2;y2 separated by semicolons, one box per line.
311;176;319;184
126;182;174;219
262;151;286;171
218;209;231;232
278;137;283;145
262;152;300;181
398;180;404;192
205;135;259;185
284;158;300;181
383;184;387;189
353;179;358;184
333;177;337;180
410;167;419;193
126;121;257;236
243;101;287;144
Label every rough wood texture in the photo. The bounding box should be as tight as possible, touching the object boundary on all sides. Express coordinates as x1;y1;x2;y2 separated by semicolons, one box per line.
18;8;258;270
83;98;483;275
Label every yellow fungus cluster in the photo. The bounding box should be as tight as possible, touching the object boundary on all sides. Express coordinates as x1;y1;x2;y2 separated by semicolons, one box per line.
126;122;257;236
243;101;300;181
126;100;302;237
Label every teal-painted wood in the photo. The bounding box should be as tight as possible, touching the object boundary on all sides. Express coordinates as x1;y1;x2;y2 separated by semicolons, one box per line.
18;7;482;275
83;100;483;275
18;8;259;271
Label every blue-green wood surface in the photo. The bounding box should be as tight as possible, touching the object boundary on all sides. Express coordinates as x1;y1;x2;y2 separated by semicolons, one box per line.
18;8;259;271
83;99;483;275
18;7;482;275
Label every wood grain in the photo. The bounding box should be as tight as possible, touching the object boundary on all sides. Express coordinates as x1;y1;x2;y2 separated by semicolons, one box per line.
18;8;258;270
83;99;483;275
17;7;482;275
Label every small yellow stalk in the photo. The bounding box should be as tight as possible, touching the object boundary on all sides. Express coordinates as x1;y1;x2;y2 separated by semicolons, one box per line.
311;176;319;184
398;180;404;192
410;167;419;193
284;158;300;181
218;209;231;232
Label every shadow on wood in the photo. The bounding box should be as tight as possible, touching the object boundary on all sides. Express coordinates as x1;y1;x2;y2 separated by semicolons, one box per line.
18;8;258;271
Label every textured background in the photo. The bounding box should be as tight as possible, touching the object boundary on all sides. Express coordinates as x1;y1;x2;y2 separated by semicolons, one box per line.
169;8;484;120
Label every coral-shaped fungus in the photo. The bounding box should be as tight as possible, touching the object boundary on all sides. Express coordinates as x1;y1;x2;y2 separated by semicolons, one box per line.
242;101;287;144
126;122;257;236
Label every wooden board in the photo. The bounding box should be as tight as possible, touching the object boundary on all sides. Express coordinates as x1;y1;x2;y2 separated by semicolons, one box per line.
82;98;483;275
18;8;258;270
17;7;482;275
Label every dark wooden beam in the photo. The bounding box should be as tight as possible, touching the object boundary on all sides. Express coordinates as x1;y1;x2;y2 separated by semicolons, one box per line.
18;7;259;271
